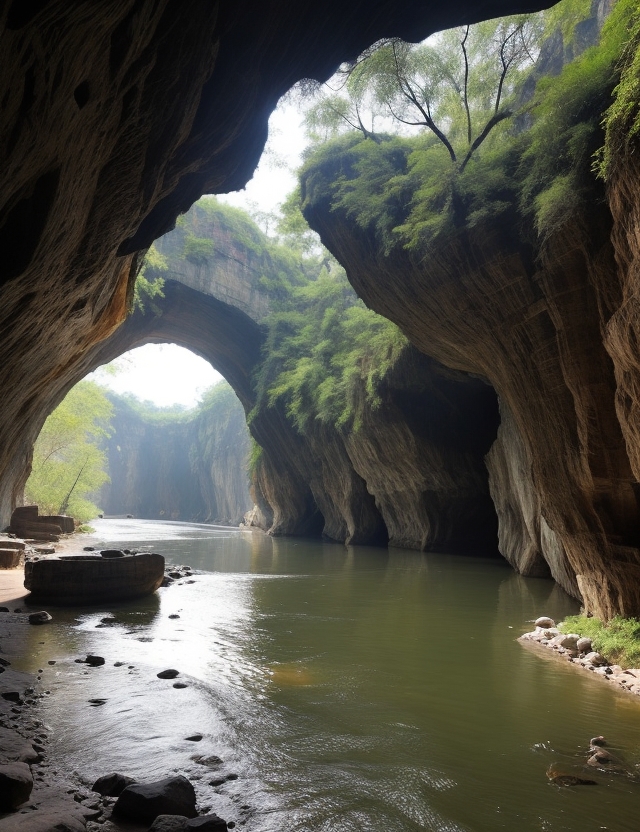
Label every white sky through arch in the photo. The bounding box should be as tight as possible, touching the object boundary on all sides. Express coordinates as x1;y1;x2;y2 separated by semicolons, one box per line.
86;344;222;409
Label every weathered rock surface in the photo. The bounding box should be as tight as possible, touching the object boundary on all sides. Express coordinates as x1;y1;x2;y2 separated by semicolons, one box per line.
92;772;137;797
0;761;33;811
24;553;165;604
300;141;640;615
114;776;197;823
99;385;253;525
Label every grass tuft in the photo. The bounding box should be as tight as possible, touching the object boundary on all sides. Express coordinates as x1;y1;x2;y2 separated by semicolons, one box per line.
559;614;640;667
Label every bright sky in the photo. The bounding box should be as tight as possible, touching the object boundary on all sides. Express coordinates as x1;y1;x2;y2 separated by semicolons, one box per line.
86;100;308;408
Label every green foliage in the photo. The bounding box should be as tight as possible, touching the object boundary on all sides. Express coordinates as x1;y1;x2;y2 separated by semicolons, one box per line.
305;15;542;168
518;1;634;238
248;438;263;475
113;393;193;424
134;244;166;314
541;0;592;42
597;0;640;178
25;382;113;522
182;234;215;265
301;0;630;250
560;614;640;667
254;261;408;433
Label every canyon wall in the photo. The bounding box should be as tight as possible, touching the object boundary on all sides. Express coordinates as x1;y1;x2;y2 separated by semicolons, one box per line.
299;142;640;616
101;388;252;524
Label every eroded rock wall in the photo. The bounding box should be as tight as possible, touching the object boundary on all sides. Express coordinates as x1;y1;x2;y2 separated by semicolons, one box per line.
302;167;640;616
248;344;500;552
101;392;253;524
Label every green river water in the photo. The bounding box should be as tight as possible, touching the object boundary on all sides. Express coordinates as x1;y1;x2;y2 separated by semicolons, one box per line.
13;519;640;830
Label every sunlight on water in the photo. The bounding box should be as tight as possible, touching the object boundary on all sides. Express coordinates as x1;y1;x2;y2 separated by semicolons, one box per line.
16;519;640;831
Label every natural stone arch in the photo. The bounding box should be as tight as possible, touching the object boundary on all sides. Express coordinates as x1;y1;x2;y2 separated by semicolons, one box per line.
0;0;556;525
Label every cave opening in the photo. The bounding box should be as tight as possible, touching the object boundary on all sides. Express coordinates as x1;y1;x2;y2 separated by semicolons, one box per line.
26;343;254;528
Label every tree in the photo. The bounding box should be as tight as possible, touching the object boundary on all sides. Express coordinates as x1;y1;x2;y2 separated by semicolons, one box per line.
134;243;166;314
25;381;113;522
305;15;542;169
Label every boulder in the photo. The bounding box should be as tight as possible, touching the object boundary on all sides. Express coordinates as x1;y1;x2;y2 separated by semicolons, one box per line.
158;669;180;679
0;727;38;764
149;816;229;832
576;637;592;653
559;634;581;650
100;549;125;558
188;816;228;830
113;776;197;822
0;548;21;568
24;552;165;604
28;610;52;625
534;616;555;628
92;772;137;796
85;655;105;667
0;762;33;810
584;651;608;667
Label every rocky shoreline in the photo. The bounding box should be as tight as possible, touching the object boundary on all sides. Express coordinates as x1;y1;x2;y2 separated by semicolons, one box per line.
0;535;233;831
519;616;640;697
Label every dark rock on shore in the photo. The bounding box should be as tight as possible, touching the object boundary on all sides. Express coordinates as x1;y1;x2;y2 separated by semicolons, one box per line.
158;669;180;679
92;771;137;797
0;761;33;809
114;775;197;822
28;611;52;625
85;655;105;667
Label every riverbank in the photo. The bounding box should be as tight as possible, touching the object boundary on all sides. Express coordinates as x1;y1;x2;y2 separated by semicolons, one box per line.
520;617;640;698
1;532;226;831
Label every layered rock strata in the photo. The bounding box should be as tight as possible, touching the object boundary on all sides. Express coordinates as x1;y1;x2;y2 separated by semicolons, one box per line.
301;165;640;614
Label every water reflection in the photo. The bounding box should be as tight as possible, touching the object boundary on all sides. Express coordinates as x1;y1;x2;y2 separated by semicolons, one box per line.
17;520;640;832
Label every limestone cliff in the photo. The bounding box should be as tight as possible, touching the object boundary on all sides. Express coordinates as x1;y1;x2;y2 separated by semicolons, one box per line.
247;343;500;552
101;386;252;524
300;137;640;615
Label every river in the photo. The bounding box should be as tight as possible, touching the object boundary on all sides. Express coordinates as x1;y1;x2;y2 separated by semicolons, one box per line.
12;519;640;831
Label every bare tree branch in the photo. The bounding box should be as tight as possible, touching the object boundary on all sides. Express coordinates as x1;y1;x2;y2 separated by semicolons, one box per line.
460;25;472;145
460;109;511;171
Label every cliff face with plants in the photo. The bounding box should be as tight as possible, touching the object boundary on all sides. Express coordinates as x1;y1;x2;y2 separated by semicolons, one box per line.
299;0;640;617
101;385;253;524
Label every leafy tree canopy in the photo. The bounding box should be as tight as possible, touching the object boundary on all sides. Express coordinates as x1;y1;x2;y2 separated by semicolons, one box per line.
25;381;113;522
299;0;637;251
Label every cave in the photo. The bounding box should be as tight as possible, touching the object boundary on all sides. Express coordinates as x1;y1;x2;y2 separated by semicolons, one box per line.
3;0;640;619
